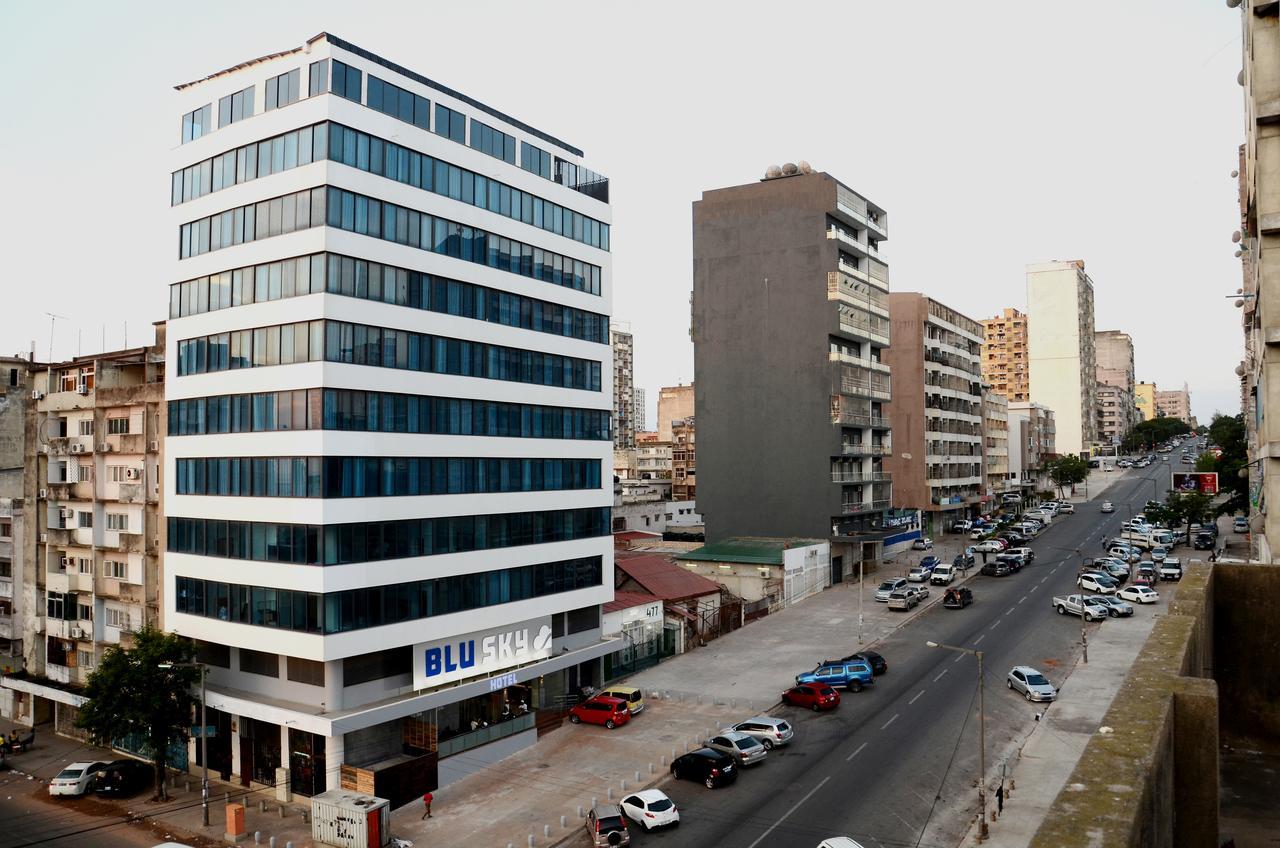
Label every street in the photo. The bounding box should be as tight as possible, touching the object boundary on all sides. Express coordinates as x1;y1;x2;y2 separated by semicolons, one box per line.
569;462;1173;848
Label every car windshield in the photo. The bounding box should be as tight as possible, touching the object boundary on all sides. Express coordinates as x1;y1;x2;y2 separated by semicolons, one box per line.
733;738;758;750
1026;673;1049;686
56;768;84;779
878;582;896;591
647;798;674;812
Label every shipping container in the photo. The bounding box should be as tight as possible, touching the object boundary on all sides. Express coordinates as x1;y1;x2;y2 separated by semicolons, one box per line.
310;789;391;848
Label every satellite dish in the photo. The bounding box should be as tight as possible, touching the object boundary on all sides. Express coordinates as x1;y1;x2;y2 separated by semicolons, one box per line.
1227;0;1241;8
1231;170;1239;178
1232;231;1242;243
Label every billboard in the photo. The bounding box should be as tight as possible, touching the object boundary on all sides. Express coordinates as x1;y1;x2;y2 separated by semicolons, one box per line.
1172;472;1219;495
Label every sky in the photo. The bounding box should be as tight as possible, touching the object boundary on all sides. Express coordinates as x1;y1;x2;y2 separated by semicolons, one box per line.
0;0;1247;425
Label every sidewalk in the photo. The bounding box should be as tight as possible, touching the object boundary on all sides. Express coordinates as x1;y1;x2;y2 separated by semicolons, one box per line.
957;569;1181;846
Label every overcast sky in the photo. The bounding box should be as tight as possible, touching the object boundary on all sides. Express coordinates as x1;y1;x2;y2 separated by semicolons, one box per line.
0;1;1245;424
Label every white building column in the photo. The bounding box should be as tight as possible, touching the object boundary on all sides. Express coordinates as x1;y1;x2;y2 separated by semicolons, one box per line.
326;732;345;792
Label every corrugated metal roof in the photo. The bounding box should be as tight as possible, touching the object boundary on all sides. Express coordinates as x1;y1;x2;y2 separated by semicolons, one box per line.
603;591;658;614
615;554;721;601
676;537;827;566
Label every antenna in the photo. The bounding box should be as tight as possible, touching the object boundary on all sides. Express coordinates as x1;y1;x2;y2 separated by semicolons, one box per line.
44;312;68;364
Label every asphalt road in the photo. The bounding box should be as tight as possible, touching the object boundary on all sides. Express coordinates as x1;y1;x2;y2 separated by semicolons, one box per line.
590;460;1175;848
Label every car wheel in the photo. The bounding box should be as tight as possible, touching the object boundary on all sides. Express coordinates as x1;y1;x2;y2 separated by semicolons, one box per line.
1056;605;1066;615
705;776;716;789
671;766;680;779
1007;680;1013;690
1025;691;1034;701
811;703;821;712
761;739;774;750
605;719;616;729
569;714;581;724
850;681;862;693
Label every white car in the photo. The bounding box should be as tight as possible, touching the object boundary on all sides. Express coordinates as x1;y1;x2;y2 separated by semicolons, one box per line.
620;788;680;830
874;578;909;602
49;761;108;797
911;538;934;550
1118;585;1159;604
1078;573;1117;594
818;840;867;848
1100;502;1115;513
1150;547;1168;562
973;540;1004;553
1057;503;1075;514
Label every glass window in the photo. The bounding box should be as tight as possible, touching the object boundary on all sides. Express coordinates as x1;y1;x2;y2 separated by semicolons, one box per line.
331;60;362;103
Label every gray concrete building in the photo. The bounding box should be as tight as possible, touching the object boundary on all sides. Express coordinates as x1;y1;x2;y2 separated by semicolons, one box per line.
0;356;37;498
1095;329;1137;445
611;325;636;450
692;165;891;582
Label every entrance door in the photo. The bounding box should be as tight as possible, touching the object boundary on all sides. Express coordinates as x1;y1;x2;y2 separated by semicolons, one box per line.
831;555;843;585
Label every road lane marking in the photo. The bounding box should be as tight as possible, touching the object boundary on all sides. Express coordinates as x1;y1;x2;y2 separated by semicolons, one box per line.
1041;576;1049;584
1019;596;1027;604
954;653;966;663
934;668;949;682
990;619;1002;630
744;774;832;848
845;741;868;762
1007;606;1016;615
880;713;899;730
909;689;926;705
974;633;986;644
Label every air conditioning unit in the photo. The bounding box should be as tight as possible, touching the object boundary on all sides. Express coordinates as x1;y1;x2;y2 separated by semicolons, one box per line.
76;382;89;395
71;626;85;640
59;508;73;520
31;390;44;401
60;556;71;568
148;441;159;452
38;488;48;499
98;444;112;453
69;444;83;454
125;468;140;481
39;533;48;544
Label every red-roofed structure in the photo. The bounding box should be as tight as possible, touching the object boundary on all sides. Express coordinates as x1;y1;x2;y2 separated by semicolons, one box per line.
614;554;736;653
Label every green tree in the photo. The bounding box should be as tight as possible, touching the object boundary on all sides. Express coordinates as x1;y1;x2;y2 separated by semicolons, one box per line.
1044;455;1090;499
75;627;196;801
1122;417;1191;453
1166;492;1213;542
1199;414;1248;516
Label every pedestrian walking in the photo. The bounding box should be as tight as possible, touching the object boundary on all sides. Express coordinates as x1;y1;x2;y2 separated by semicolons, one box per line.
421;791;433;819
996;784;1004;816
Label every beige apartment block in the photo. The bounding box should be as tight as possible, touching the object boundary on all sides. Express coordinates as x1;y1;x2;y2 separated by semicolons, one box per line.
982;388;1011;499
1155;388;1192;423
1136;381;1158;422
671;417;696;501
980;307;1030;402
3;332;166;730
1027;260;1098;457
656;384;694;443
1095;329;1137;436
611;325;636;450
636;431;672;480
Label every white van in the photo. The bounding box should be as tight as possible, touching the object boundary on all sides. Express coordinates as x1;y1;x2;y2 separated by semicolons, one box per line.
1023;510;1053;525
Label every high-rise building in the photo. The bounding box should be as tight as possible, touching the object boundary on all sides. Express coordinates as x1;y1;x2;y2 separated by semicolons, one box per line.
1238;0;1278;562
611;326;635;450
982;387;1011;501
692;167;892;580
671;417;696;501
1136;382;1157;422
1155;388;1192;423
980;308;1030;401
1026;260;1097;456
1009;401;1057;494
656;384;694;443
634;388;647;433
164;34;616;796
1096;383;1128;447
883;294;984;534
6;338;167;729
1095;330;1136;439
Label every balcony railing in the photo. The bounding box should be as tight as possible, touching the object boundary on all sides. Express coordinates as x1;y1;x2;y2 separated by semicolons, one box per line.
839;375;891;401
840;443;891;457
842;498;893;514
831;471;893;484
833;411;891;429
827;227;882;260
828;272;889;313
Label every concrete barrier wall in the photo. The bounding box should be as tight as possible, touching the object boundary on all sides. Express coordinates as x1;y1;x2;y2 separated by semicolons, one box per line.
1030;563;1218;848
1213;564;1280;743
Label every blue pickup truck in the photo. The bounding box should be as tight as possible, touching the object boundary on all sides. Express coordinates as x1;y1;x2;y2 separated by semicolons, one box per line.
796;660;875;693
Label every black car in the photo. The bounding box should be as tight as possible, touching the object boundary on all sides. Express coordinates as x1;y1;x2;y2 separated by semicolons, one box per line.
953;552;976;568
981;561;1012;577
91;759;154;797
1193;533;1215;550
998;532;1028;545
837;650;887;675
671;748;738;789
996;554;1024;572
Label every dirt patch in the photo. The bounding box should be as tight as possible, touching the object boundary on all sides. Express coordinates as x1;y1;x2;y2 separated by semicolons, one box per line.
31;780;222;848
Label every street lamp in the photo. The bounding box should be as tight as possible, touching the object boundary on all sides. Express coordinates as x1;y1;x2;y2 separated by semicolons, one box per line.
926;640;988;840
160;661;209;826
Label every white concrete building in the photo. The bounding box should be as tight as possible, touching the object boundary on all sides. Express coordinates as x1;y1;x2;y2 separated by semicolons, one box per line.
165;34;615;798
1026;260;1097;457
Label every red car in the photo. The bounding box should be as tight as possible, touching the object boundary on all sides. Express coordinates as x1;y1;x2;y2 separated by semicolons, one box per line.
569;695;631;729
781;683;840;712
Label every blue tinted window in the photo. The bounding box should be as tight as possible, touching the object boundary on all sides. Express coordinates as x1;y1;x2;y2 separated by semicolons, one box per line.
331;60;362;103
434;104;466;144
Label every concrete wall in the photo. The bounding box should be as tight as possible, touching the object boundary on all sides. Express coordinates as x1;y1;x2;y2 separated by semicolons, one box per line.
1213;564;1280;742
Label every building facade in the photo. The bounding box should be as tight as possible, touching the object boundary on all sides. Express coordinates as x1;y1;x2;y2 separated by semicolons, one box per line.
1095;329;1137;440
982;387;1011;503
163;34;617;796
4;340;167;731
1136;381;1157;422
634;388;646;433
1026;260;1097;456
671;417;696;501
635;431;671;479
656;384;694;443
692;168;892;581
883;294;984;534
1096;383;1129;448
1155;388;1192;423
610;325;635;450
980;307;1030;401
1009;401;1058;495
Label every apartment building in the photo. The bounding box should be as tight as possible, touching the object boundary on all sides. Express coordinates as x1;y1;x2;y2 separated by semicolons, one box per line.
635;431;671;480
883;294;984;534
610;325;636;450
1095;329;1137;440
0;356;36;498
1009;401;1057;494
1155;388;1192;423
1136;381;1157;422
980;308;1030;401
634;388;646;432
671;417;696;501
1096;383;1128;447
982;387;1011;502
1027;261;1098;456
3;339;166;732
692;167;892;581
0;356;34;693
164;34;616;797
656;383;694;443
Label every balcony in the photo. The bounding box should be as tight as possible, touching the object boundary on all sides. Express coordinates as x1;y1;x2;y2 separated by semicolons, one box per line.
835;192;887;238
117;533;147;554
829;351;891;374
117;483;145;504
827;272;889;316
44;527;73;547
833;410;891;429
840;443;892;457
0;614;12;640
839;374;892;401
841;498;893;515
827;227;882;261
831;471;893;484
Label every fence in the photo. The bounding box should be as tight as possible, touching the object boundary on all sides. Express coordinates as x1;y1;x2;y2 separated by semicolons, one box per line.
603;633;676;682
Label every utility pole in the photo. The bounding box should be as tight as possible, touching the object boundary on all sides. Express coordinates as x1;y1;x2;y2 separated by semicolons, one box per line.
927;641;988;839
160;661;209;826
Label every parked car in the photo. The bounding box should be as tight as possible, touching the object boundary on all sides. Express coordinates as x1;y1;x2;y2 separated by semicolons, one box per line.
907;565;933;583
598;686;646;716
1091;596;1135;617
954;550;977;567
981;561;1012;577
1057;503;1075;514
1006;548;1035;565
1194;533;1216;550
930;564;956;585
1007;666;1058;702
912;537;934;550
919;555;942;570
1118;585;1159;604
1078;573;1118;594
704;731;768;766
887;588;923;611
972;540;1002;553
1150;547;1168;563
1101;501;1116;513
1234;517;1249;533
818;840;867;848
586;803;631;846
620;789;680;830
951;520;973;532
670;748;738;789
781;683;841;711
729;716;794;749
874;578;909;602
1159;558;1183;581
1052;593;1109;621
49;761;108;797
91;759;154;798
797;660;875;692
569;696;631;729
943;586;973;608
837;650;887;675
995;553;1024;573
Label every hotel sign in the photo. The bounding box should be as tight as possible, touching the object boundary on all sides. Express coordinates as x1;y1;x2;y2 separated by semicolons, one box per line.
413;617;553;689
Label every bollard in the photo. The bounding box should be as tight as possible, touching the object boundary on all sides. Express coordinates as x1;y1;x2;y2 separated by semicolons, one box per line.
254;833;261;845
279;805;286;818
287;843;293;848
607;787;613;800
731;698;737;709
577;805;584;818
225;791;230;805
544;825;551;838
302;810;309;824
269;838;276;848
635;770;641;782
592;797;597;810
661;755;667;767
260;799;267;813
186;780;191;792
528;836;535;848
649;763;655;775
560;815;567;829
620;780;627;792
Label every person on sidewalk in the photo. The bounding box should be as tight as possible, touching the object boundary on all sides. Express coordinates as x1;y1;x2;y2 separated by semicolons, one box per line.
421;791;433;819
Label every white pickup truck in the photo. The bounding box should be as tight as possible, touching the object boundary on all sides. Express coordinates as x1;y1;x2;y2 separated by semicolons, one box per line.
1052;593;1108;622
1158;557;1183;581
